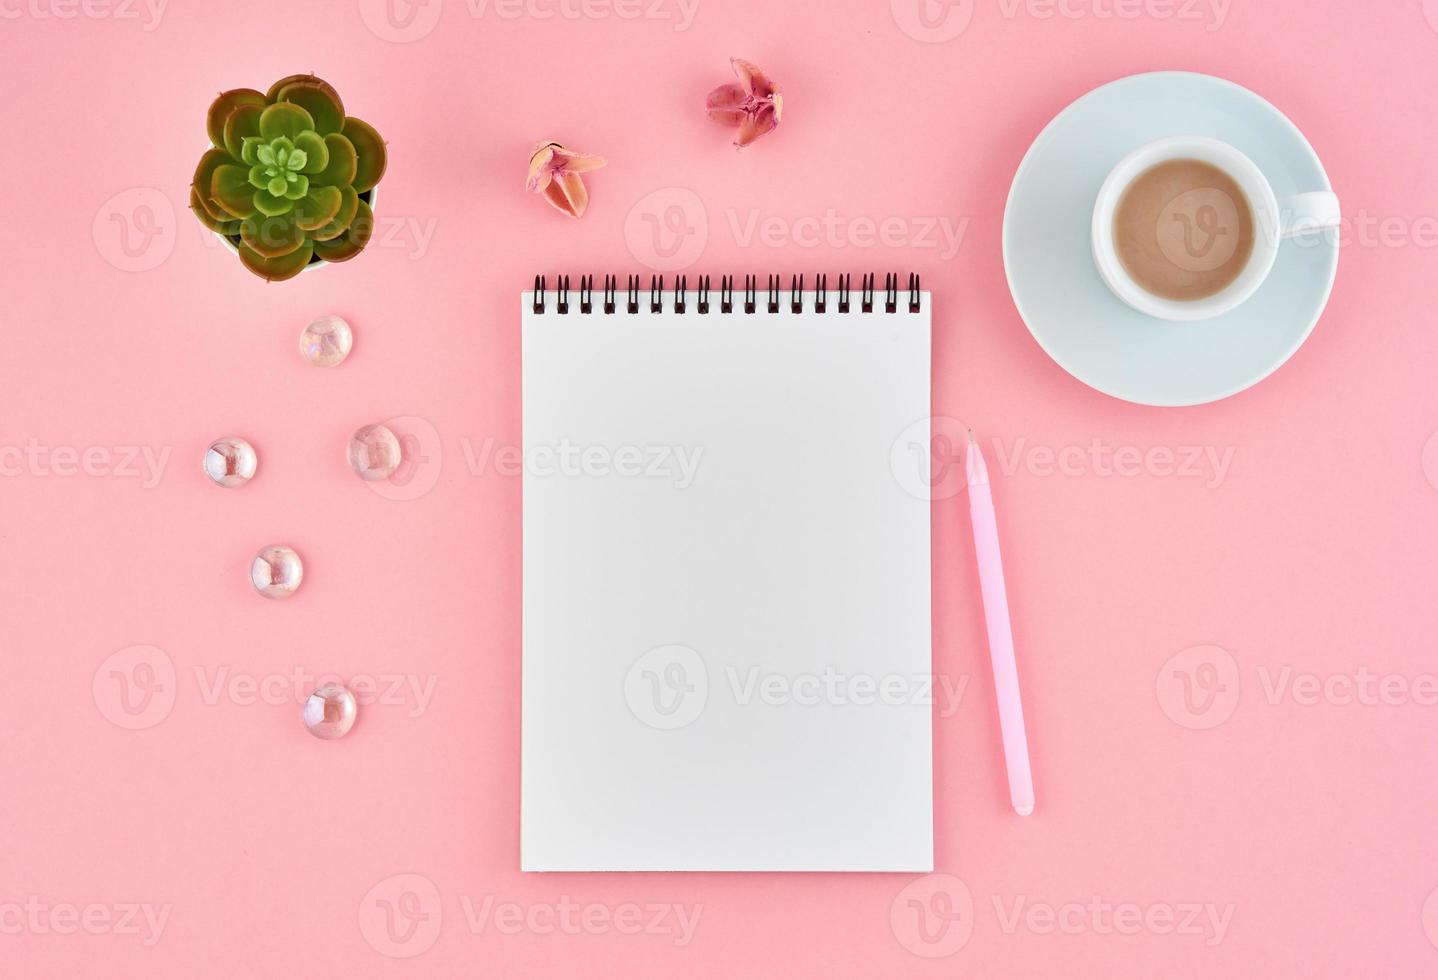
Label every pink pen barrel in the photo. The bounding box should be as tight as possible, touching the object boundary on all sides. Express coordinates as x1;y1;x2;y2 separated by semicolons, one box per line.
967;435;1035;816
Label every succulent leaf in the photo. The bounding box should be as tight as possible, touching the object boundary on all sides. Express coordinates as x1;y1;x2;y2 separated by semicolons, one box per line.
278;81;345;135
239;239;314;282
240;211;306;258
293;185;344;231
282;174;310;200
311;133;358;187
253;187;294;217
206;88;266;148
310;185;359;241
259;102;315;142
293;131;330;175
342;117;387;193
312;196;374;262
222;103;264;160
192;147;232;217
265;74;343;108
189;185;241;235
212;164;258;218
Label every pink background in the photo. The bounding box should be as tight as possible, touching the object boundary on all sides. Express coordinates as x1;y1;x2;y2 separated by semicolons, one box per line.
4;0;1438;976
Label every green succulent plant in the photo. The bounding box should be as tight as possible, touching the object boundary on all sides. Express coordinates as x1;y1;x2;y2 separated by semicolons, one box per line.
190;74;388;282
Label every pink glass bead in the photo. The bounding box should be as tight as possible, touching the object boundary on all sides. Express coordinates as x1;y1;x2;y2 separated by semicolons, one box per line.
203;437;257;487
303;682;357;739
250;545;303;599
348;424;402;481
300;314;353;368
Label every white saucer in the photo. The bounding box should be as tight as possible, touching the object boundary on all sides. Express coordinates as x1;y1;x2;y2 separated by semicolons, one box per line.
1002;72;1339;407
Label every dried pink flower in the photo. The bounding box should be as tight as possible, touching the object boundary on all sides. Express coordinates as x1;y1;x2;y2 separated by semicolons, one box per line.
526;142;606;218
705;58;783;148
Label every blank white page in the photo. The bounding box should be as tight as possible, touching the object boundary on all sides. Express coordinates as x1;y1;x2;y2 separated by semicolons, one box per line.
521;288;932;872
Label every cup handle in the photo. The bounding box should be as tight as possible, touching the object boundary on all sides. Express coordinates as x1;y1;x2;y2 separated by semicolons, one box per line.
1277;191;1341;239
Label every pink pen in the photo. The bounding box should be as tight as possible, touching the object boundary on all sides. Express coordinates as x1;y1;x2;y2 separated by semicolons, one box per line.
966;430;1035;816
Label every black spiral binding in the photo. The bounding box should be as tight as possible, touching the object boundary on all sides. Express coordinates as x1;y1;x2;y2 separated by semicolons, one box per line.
530;274;922;315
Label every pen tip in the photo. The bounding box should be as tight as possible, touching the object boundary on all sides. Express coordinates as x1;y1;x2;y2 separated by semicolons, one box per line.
1015;803;1033;816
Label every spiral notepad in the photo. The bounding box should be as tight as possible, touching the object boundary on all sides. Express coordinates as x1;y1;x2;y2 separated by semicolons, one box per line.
521;274;933;872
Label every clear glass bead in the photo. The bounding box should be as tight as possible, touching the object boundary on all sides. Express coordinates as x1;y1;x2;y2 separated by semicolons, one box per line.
250;545;303;599
203;437;257;487
300;314;353;368
348;424;402;481
303;682;357;739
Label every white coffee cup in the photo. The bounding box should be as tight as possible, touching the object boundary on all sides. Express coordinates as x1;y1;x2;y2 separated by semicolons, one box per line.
1091;136;1340;321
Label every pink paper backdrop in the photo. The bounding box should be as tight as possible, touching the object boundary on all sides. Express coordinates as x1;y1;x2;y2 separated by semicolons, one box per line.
3;0;1437;976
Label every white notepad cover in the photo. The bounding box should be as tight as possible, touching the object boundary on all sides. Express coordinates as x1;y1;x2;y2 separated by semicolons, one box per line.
521;290;933;871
